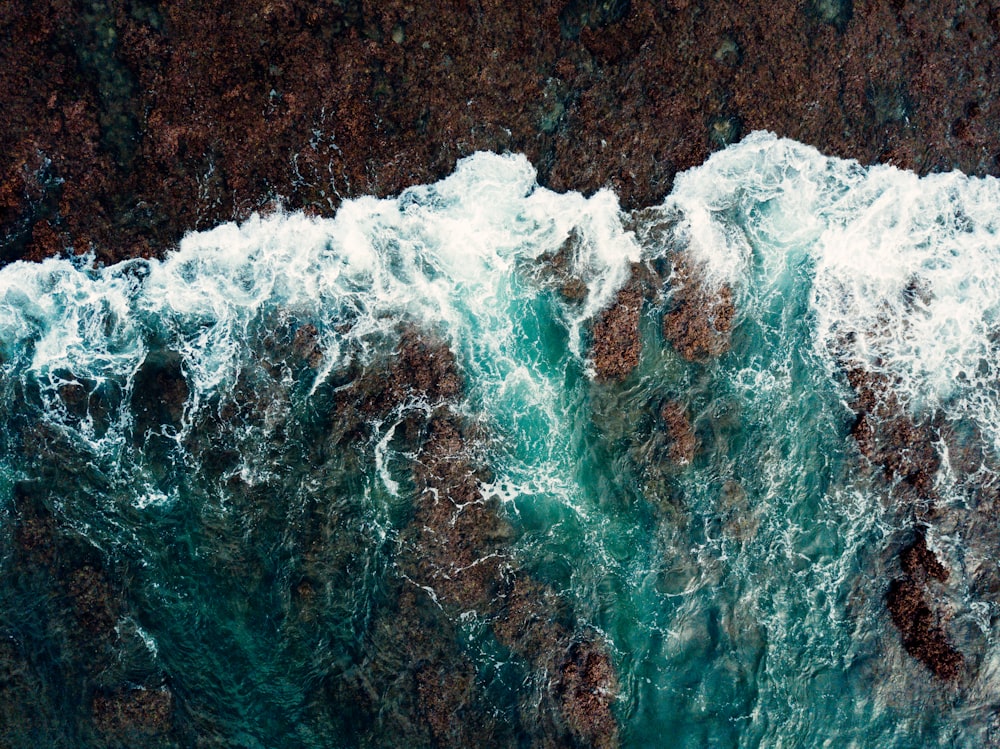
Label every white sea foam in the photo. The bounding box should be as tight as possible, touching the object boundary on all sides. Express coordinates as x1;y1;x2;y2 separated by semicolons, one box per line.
0;153;638;458
661;132;1000;449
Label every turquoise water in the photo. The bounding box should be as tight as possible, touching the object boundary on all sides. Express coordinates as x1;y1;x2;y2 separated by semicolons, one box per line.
3;133;1000;746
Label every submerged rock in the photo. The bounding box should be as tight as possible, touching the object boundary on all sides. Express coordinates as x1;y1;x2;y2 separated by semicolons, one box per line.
555;640;621;749
559;0;631;40
663;256;736;362
900;532;949;583
806;0;853;32
660;400;697;465
290;322;324;368
886;576;962;681
357;587;509;749
7;0;1000;265
91;687;177;748
406;415;514;609
845;367;939;504
3;483;182;742
840;361;966;680
132;349;189;434
0;637;59;747
708;114;742;148
590;275;644;381
325;326;622;746
719;479;758;541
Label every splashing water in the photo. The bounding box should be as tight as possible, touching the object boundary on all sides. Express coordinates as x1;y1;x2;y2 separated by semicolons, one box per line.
3;133;1000;746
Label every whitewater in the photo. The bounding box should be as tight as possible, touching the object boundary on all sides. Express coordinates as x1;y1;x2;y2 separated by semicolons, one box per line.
2;131;1000;746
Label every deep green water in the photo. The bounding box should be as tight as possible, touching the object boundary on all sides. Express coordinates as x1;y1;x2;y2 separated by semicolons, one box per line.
3;133;1000;746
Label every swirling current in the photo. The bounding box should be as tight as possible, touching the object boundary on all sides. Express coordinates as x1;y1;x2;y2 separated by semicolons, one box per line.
3;132;1000;746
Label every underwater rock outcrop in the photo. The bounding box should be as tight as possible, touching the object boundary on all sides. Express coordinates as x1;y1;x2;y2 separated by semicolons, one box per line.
886;533;962;682
660;400;698;466
662;255;735;363
840;363;965;679
846;367;940;503
329;329;620;747
590;266;648;381
2;483;182;745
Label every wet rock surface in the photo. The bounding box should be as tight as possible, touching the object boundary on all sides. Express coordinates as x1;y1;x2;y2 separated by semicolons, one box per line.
846;367;940;504
5;0;1000;737
554;640;620;749
91;687;177;748
5;1;1000;264
590;265;649;380
887;573;963;681
586;226;737;377
841;363;966;680
324;329;620;747
0;324;622;746
662;256;735;363
660;400;697;466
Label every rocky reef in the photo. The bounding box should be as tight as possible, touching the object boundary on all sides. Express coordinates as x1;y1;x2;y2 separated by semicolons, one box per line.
886;533;963;681
1;483;184;747
348;332;621;748
4;0;1000;265
661;256;735;363
841;361;965;680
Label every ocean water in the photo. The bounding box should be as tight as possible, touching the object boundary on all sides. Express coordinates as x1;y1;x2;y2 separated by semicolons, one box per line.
2;132;1000;746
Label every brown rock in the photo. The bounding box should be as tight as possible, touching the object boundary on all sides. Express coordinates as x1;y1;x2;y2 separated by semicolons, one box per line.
840;362;960;680
405;416;514;609
900;532;948;583
561;276;589;301
845;367;940;501
556;640;621;749
92;687;176;747
414;662;479;748
334;327;623;744
590;261;666;380
535;227;590;302
326;328;464;442
66;564;118;635
663;256;735;362
591;280;644;380
291;323;324;368
5;0;1000;270
885;531;961;681
364;330;463;414
661;400;697;465
886;578;962;681
493;577;571;664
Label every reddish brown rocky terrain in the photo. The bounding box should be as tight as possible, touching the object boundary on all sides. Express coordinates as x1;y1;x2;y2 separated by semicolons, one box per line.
3;0;1000;266
887;533;963;681
328;330;620;747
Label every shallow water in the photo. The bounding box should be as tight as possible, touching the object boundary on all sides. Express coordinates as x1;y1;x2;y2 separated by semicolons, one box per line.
3;133;1000;746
